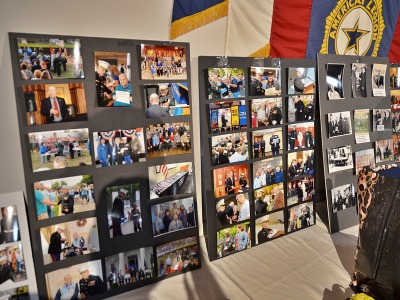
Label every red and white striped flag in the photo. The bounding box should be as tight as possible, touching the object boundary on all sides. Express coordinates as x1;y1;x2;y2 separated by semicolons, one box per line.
160;164;169;179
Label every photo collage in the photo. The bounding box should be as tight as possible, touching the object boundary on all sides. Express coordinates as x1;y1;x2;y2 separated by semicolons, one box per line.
391;65;400;163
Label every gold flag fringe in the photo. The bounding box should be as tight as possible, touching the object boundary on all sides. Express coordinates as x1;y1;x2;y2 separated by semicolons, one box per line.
248;43;271;58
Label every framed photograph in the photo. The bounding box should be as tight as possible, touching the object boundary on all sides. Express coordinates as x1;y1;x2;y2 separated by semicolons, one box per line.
251;128;283;158
209;100;247;134
393;133;400;163
372;63;387;96
288;203;314;233
0;285;30;299
287;67;315;95
217;222;250;258
105;246;155;290
34;175;95;221
249;67;281;96
254;183;284;215
331;183;356;213
215;193;250;227
211;132;248;166
39;218;100;265
250;98;283;128
355;149;375;175
354;109;370;144
375;139;394;163
16;37;83;80
149;162;193;199
207;68;245;99
287;122;315;151
156;236;199;277
287;150;314;178
146;122;191;158
351;63;367;97
391;89;400;110
327;111;352;138
0;243;27;285
151;197;195;236
326;63;345;99
372;109;391;131
213;164;249;198
327;145;353;173
252;156;283;190
393;112;400;133
28;128;92;172
287;95;314;123
255;211;285;245
141;44;187;80
390;66;400;89
287;176;315;206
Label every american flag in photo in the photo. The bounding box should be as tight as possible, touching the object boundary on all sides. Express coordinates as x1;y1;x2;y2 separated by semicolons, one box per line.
160;164;168;179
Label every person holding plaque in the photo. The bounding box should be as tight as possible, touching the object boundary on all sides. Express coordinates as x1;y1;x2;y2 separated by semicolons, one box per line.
112;73;132;107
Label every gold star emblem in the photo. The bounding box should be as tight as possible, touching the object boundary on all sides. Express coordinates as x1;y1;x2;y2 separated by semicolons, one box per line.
342;18;369;55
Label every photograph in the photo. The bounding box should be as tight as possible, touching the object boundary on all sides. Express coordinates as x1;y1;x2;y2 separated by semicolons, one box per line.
106;183;143;238
390;66;399;89
141;44;187;80
355;149;375;175
375;139;394;163
254;183;285;215
249;67;281;96
23;83;87;127
144;82;189;117
0;243;27;285
351;63;367;97
287;122;315;151
34;175;95;221
327;145;353;173
331;183;356;213
28;128;92;172
0;285;29;300
372;63;387;96
93;128;145;167
393;133;400;163
326;63;345;99
17;37;84;80
391;89;400;110
215;193;250;227
354;109;370;144
288;203;314;233
156;236;199;277
40;218;100;265
207;68;245;99
94;51;132;107
255;211;285;245
146;122;191;158
287;176;315;206
211;132;248;166
213;164;249;198
372;109;391;131
393;112;400;133
287;150;314;178
45;260;105;299
287;95;314;123
151;197;195;236
287;67;315;95
105;247;154;290
252;128;283;158
327;111;353;138
253;156;283;189
217;222;250;258
149;162;193;199
250;98;283;128
0;206;20;244
209;100;247;133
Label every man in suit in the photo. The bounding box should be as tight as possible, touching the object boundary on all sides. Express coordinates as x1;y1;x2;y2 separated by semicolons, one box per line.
225;171;235;194
168;214;184;232
40;86;68;123
145;93;170;118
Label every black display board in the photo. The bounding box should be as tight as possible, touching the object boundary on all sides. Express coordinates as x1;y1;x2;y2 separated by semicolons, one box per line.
390;63;400;163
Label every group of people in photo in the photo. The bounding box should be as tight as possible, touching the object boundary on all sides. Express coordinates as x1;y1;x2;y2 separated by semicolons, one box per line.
331;184;355;213
252;99;282;127
288;152;314;178
208;72;245;99
218;224;250;257
288;204;312;232
253;133;281;158
287;95;314;123
250;69;281;96
328;112;352;137
216;193;250;226
158;244;198;277
211;133;248;165
253;163;283;189
288;125;314;150
287;177;314;205
254;184;284;215
152;202;195;236
141;47;187;79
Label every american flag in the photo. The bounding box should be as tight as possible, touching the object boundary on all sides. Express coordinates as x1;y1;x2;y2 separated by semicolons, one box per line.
160;164;168;178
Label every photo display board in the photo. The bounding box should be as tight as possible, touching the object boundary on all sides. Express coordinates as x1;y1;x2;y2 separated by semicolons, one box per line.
10;33;200;299
390;63;400;163
317;54;392;233
199;56;317;261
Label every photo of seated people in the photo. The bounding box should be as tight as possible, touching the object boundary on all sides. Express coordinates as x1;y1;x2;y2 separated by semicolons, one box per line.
149;162;193;199
144;82;190;117
23;84;87;127
156;236;199;277
391;90;400;110
390;67;400;89
40;218;100;265
94;51;132;107
287;67;315;95
216;222;250;258
151;197;195;237
207;67;245;99
287;95;314;123
141;44;187;80
0;206;20;245
375;139;394;163
351;63;367;98
17;37;84;80
213;164;249;198
216;193;250;227
254;183;284;215
253;156;283;190
34;175;95;221
255;211;285;245
326;63;345;99
251;98;283;128
106;183;142;238
328;145;353;174
331;183;356;213
0;242;26;285
252;128;283;158
93;128;145;168
210;100;247;133
288;203;314;233
105;247;154;290
372;63;387;97
287;150;314;178
287;122;315;151
287;176;315;206
28;128;92;172
45;260;105;300
211;132;248;166
249;67;281;96
327;111;352;138
373;109;392;131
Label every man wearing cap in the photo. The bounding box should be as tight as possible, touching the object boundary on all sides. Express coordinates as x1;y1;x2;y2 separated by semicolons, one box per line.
158;84;173;108
57;186;74;215
250;71;265;96
221;229;234;257
48;225;67;262
294;69;306;94
146;93;170;118
267;101;282;125
265;71;281;95
40;86;68;123
112;73;132;107
54;273;79;300
79;266;105;298
97;138;109;168
258;220;273;244
96;60;113;107
111;189;126;237
216;199;229;226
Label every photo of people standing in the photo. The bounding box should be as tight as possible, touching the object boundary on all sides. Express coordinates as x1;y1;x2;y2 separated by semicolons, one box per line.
215;193;250;227
326;63;345;99
351;63;367;97
216;223;250;258
251;98;283;128
255;211;285;245
287;122;315;151
213;164;249;198
287;150;315;178
287;176;314;206
287;67;315;95
252;128;282;158
372;109;391;131
207;68;245;99
331;183;355;213
327;111;352;138
287;95;314;123
375;139;394;163
252;156;283;190
372;63;387;97
288;203;314;233
254;183;284;215
249;67;281;96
